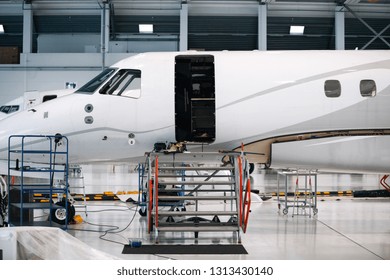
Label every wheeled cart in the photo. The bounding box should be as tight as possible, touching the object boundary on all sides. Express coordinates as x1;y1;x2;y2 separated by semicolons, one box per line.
277;170;318;217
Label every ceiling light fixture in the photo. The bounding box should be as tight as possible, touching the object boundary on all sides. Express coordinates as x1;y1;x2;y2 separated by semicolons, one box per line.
290;25;305;35
139;24;153;34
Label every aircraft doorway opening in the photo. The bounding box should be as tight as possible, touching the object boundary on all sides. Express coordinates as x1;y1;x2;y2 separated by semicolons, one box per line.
175;55;215;143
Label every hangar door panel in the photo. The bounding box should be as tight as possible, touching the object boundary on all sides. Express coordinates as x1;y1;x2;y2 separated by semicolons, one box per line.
175;55;215;143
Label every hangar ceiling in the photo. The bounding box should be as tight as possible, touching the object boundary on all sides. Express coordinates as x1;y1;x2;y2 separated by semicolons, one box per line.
0;0;389;51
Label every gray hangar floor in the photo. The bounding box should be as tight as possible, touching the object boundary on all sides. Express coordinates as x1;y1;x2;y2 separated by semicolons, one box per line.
62;165;390;260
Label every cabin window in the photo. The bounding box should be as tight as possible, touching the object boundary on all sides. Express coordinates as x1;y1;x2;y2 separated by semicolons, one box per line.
360;80;376;97
324;80;341;98
99;69;141;99
76;68;116;94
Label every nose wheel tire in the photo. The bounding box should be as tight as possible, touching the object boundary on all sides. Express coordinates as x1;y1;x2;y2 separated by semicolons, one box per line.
249;163;255;174
139;208;147;217
50;201;76;225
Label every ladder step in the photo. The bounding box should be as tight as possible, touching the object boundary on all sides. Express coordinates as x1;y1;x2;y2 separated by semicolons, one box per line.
159;167;234;171
159;181;234;185
157;196;236;201
158;175;234;178
153;211;237;216
158;189;235;193
157;226;240;232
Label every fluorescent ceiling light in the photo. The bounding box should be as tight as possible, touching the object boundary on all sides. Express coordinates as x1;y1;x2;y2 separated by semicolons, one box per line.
139;24;153;34
290;25;305;35
0;25;4;34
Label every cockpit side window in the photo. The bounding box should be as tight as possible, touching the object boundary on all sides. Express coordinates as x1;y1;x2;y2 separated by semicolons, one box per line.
99;69;141;99
42;95;57;103
0;105;19;114
75;68;116;94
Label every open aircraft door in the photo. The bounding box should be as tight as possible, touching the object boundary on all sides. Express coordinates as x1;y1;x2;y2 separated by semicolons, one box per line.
174;55;216;143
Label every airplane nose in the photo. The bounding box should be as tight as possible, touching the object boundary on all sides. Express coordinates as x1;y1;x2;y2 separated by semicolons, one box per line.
0;111;38;151
0;99;70;158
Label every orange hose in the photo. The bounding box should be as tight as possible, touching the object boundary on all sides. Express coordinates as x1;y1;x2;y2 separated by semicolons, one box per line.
155;156;159;228
243;178;251;233
380;175;390;192
148;179;153;233
238;157;243;227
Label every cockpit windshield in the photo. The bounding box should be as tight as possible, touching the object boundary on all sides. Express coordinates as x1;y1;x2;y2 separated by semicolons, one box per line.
99;69;141;98
75;68;116;94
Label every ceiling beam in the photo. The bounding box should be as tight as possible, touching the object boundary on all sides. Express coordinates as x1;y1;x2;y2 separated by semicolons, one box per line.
0;0;389;18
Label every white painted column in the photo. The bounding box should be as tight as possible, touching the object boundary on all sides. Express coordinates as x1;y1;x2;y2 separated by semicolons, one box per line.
180;3;188;51
104;5;110;53
101;4;110;54
101;4;110;68
335;6;345;50
258;3;267;51
23;4;33;53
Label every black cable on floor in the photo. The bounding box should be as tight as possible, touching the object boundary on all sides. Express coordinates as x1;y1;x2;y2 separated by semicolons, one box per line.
68;202;138;245
69;190;145;247
99;201;140;245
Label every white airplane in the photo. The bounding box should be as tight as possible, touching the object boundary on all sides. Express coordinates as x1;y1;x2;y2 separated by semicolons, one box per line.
0;50;389;175
0;89;75;120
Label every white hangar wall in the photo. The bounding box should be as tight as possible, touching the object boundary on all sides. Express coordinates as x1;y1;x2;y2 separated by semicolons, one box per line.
0;53;134;104
37;34;178;53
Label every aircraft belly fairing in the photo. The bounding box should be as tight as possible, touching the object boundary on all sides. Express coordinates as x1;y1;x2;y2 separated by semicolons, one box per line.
271;135;390;173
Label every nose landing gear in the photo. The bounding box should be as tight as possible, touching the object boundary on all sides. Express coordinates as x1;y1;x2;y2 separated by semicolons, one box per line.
50;200;76;225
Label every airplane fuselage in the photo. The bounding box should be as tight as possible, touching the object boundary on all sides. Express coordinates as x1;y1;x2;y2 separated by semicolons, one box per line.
0;50;389;173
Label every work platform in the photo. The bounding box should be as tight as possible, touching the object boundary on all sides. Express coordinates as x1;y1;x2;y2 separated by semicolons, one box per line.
139;151;252;243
